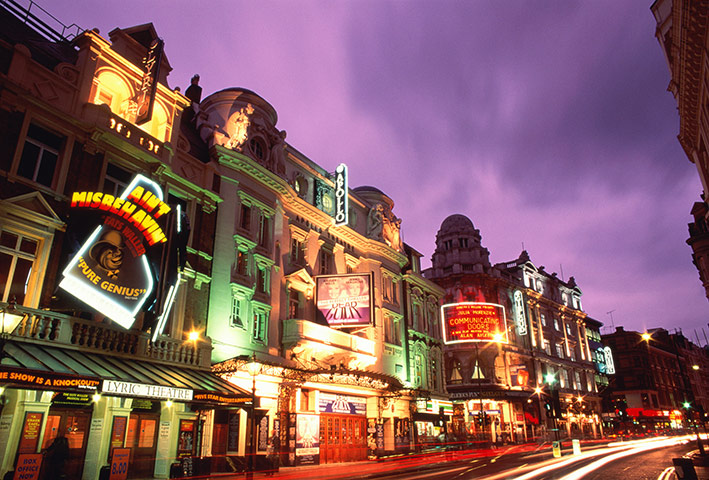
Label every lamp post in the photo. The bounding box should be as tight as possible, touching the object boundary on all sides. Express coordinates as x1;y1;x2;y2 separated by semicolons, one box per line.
544;372;560;442
245;354;261;480
1;297;23;356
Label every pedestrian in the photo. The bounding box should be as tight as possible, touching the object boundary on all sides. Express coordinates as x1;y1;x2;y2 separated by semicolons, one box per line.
265;431;280;476
43;435;70;479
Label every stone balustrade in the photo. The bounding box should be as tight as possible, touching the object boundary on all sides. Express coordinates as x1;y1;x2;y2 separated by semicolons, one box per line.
1;302;211;368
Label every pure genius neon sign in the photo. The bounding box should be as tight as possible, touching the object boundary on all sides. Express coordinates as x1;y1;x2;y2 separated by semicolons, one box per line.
59;175;170;329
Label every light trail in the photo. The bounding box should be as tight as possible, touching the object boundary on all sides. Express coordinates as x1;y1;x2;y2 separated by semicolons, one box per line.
481;435;693;480
657;466;675;480
558;437;684;480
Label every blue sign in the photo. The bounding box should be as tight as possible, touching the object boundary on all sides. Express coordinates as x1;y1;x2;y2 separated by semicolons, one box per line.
318;392;366;415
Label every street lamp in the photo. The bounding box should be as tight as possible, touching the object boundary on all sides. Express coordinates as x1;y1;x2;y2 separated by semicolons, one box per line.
1;298;23;355
683;401;706;456
641;332;651;342
245;354;262;480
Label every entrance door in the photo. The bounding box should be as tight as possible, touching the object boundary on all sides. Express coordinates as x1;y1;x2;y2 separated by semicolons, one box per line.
41;409;91;479
126;413;159;478
320;414;366;464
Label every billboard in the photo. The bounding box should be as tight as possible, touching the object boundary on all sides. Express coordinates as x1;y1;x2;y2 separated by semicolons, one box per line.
295;414;320;466
441;302;508;344
59;175;170;329
315;273;373;327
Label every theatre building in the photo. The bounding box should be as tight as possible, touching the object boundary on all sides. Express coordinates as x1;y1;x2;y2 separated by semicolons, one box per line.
424;215;602;443
0;2;450;477
0;6;250;480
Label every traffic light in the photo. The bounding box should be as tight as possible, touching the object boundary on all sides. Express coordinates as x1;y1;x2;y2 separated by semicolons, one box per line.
544;400;553;415
551;389;562;419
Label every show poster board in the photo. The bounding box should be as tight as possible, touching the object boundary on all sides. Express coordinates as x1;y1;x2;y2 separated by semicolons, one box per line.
13;454;42;480
315;273;373;327
441;302;508;344
110;416;127;449
295;414;320;466
227;411;240;452
18;412;43;454
109;448;130;480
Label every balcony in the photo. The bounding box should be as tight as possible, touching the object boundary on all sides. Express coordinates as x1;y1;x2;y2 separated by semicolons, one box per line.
1;302;211;369
283;318;376;369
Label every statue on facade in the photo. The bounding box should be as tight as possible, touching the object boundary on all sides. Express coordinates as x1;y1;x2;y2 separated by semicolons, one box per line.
366;204;384;241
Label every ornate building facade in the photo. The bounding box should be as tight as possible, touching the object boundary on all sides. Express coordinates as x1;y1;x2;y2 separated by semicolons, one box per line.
652;0;709;299
0;3;446;478
424;215;602;443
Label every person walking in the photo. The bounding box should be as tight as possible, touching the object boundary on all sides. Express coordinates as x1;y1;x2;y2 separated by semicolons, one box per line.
265;431;280;476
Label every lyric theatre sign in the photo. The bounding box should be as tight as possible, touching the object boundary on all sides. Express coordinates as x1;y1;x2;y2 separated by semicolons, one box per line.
59;175;170;329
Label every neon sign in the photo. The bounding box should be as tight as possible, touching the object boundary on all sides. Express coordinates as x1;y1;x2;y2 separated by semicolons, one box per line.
513;290;527;336
334;163;348;226
135;38;163;125
441;302;508;344
60;175;169;329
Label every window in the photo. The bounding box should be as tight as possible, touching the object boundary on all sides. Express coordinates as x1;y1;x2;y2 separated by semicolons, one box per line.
555;343;564;358
384;314;400;345
257;213;269;248
0;230;38;304
565;322;573;336
560;369;570;388
290;238;304;265
458;238;468;248
240;204;251;230
553;317;559;330
235;250;248;276
540;314;547;327
253;310;268;342
431;357;439;390
104;163;132;197
320;250;332;275
17;124;63;187
450;360;462;384
230;296;244;328
414;355;423;387
256;266;269;294
574;371;582;391
543;339;551;355
288;290;300;319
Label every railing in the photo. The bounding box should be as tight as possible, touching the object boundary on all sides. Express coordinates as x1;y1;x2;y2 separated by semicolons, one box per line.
0;0;83;42
1;303;211;368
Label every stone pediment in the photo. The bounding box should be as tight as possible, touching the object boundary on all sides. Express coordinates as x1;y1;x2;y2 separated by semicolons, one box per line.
0;192;65;231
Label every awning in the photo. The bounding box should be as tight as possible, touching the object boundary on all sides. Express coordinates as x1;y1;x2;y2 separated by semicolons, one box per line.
0;341;251;406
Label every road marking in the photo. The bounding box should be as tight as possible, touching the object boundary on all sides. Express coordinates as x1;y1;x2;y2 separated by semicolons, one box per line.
657;467;675;480
517;463;528;469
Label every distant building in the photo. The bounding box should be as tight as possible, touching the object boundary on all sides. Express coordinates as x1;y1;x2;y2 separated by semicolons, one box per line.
652;0;709;299
424;214;602;442
601;327;695;433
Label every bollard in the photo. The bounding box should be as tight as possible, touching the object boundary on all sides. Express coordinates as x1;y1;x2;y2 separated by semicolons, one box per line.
672;457;698;480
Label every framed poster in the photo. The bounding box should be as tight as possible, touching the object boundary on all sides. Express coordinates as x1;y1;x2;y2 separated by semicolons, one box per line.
18;412;43;454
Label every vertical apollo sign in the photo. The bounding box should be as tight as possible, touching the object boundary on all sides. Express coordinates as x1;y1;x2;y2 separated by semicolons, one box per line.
334;163;348;226
135;38;163;125
59;175;170;329
513;290;528;336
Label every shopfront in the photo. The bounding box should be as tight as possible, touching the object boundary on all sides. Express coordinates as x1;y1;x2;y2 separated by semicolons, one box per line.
0;341;250;479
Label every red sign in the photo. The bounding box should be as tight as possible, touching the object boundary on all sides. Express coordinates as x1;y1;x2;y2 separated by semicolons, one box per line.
110;416;127;449
316;274;373;327
13;454;42;480
441;302;508;344
109;447;130;480
18;412;43;454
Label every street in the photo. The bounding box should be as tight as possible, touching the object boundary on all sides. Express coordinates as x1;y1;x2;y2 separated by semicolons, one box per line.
253;436;705;480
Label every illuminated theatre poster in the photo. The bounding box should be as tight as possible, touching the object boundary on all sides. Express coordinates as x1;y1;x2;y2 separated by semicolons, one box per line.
59;175;170;329
441;302;509;344
315;273;373;327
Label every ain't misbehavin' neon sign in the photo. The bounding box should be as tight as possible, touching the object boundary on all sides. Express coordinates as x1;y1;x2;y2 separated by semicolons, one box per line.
59;175;170;330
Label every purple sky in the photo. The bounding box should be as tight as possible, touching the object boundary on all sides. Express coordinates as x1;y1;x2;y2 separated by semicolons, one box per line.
39;0;709;341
